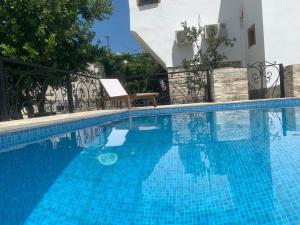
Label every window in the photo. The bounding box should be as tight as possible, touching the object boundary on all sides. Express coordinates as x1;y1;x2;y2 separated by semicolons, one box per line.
248;24;256;48
138;0;160;6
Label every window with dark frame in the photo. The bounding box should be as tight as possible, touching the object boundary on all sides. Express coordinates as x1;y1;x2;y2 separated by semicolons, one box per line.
248;24;256;48
138;0;160;7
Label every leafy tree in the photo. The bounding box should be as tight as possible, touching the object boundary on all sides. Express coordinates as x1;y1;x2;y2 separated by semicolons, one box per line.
0;0;112;117
99;51;165;93
0;0;112;69
182;22;236;72
97;50;170;105
181;22;236;102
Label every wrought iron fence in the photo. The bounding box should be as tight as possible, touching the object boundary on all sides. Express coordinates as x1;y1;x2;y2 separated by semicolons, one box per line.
123;73;170;106
0;57;190;121
247;61;285;99
166;69;211;104
72;71;102;111
0;57;212;122
122;68;211;106
0;57;102;121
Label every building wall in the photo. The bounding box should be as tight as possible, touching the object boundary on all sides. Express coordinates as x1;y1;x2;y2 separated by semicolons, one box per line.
262;0;300;66
129;0;300;68
241;0;265;65
129;0;300;103
129;0;246;68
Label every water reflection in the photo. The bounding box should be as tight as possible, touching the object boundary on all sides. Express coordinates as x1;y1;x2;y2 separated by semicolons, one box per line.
0;133;82;225
2;107;300;225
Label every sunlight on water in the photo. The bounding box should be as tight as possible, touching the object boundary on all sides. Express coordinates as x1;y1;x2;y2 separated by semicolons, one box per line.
1;107;300;225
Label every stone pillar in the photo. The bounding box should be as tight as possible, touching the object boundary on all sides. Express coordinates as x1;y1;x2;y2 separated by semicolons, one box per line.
211;67;249;102
284;64;300;97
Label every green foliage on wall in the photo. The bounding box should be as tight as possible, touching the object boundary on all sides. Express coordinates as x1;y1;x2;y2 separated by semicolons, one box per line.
181;21;236;102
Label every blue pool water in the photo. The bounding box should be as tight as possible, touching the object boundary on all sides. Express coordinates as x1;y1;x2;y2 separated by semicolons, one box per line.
2;106;300;225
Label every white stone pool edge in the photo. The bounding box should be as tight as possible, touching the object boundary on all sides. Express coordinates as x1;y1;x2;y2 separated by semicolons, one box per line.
1;97;300;134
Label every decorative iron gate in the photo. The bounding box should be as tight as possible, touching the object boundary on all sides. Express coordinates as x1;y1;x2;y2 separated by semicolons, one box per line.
247;61;285;99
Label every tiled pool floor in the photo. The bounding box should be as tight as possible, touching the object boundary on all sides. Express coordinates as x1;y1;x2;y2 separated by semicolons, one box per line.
2;105;300;224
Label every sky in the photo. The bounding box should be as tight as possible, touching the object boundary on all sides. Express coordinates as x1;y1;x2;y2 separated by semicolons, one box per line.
92;0;142;54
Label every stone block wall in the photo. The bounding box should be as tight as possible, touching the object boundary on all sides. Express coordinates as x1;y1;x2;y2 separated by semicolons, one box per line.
284;64;300;97
168;67;249;104
211;68;249;102
168;71;189;104
167;68;207;104
167;63;300;104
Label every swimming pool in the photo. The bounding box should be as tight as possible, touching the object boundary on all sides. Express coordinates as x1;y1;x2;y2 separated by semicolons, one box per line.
2;99;300;225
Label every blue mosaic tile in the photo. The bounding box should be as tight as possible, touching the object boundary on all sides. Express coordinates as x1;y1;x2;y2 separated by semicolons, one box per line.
2;98;300;149
1;99;300;225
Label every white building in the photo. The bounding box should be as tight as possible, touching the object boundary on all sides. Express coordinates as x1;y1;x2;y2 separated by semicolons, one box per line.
128;0;300;69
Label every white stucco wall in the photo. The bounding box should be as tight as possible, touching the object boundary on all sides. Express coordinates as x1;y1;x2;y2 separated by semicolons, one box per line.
241;0;267;89
241;0;265;65
262;0;300;66
129;0;245;68
129;0;300;69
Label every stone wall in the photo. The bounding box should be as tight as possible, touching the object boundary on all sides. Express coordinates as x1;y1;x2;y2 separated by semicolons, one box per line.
167;64;300;104
211;68;249;102
168;71;188;104
167;68;208;104
168;67;249;104
284;64;300;97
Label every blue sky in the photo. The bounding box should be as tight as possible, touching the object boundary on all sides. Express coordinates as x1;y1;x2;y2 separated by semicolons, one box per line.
92;0;142;53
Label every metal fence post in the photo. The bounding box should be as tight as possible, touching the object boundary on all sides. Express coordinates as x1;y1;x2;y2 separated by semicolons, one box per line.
66;73;74;113
206;70;212;102
0;59;9;121
279;64;285;98
100;86;105;109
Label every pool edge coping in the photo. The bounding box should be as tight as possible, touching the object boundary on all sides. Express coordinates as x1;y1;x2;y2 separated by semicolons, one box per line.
1;97;300;134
